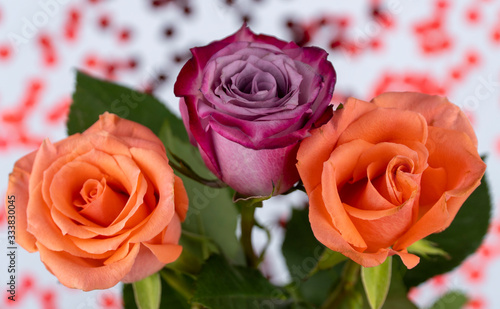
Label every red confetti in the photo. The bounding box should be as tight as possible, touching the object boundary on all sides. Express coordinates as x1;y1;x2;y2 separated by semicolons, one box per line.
99;15;111;29
84;54;99;68
466;7;481;24
467;297;486;309
0;44;11;60
64;8;82;41
37;33;58;67
46;97;71;123
413;0;454;55
118;28;132;42
492;29;500;43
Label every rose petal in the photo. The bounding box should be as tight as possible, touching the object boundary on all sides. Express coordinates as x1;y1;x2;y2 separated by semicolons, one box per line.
128;148;175;243
121;244;177;283
297;98;377;194
211;131;299;196
84;112;166;155
347;192;416;251
337;108;428;147
371;92;478;147
322;160;367;249
390;249;420;269
38;241;140;291
6;150;38;252
393;127;485;250
309;185;390;267
174;175;189;221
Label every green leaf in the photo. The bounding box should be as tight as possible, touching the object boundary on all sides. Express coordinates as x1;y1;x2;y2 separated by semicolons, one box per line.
68;71;173;135
407;239;449;259
429;291;468;309
282;207;346;307
124;271;194;309
158;121;243;264
192;255;291;309
132;273;161;309
315;249;348;274
298;267;342;307
159;278;192;309
364;259;417;309
282;207;324;278
362;256;392;309
404;175;492;287
164;242;203;276
159;269;195;308
123;283;138;309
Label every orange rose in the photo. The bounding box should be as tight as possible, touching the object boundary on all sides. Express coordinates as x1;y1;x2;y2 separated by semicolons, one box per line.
5;112;188;291
297;92;486;268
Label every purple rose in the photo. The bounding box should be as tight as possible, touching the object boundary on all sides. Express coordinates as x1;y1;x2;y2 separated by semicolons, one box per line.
174;25;336;197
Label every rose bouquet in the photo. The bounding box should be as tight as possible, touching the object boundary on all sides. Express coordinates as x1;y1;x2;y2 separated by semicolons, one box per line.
5;25;490;309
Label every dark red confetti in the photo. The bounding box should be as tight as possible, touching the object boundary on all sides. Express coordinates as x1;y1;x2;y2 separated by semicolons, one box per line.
183;5;192;15
99;15;110;29
164;26;175;37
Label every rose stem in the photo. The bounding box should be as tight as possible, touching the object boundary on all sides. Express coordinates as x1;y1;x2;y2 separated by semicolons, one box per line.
320;259;361;309
239;201;261;268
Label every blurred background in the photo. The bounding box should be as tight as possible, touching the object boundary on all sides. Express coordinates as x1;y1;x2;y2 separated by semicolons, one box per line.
1;0;499;308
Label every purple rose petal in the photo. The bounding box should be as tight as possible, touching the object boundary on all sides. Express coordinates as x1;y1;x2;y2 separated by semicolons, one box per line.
174;25;336;197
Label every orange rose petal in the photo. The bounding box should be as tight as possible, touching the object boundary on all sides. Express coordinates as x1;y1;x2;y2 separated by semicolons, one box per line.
50;208;98;239
143;243;183;264
348;194;416;250
76;149;134;194
70;230;132;255
391;249;420;269
109;155;148;224
342;142;421;210
393;194;450;251
309;187;390;267
322;161;367;248
85;113;166;154
128;148;175;243
28;184;110;259
30;137;93;195
394;127;485;250
122;244;166;283
27;182;77;252
386;156;421;204
49;161;109;226
419;166;447;213
6;151;38;252
341;179;395;212
297;122;337;193
371;92;478;147
162;213;182;244
174;175;189;221
103;242;133;266
337;108;428;146
328;139;373;185
38;241;140;291
344;203;401;220
49;163;131;238
425;128;485;195
354;142;417;183
29;139;59;194
297;98;377;193
77;179;128;226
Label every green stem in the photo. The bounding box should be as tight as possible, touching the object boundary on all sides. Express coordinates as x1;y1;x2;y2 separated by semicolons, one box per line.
167;149;227;188
195;215;211;260
160;269;193;301
321;260;361;309
239;201;260;268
